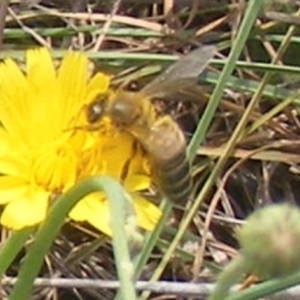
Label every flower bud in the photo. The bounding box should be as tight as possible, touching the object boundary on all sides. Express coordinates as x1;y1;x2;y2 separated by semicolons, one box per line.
237;203;300;278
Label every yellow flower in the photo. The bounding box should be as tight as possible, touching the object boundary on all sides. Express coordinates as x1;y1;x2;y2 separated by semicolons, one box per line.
0;48;161;235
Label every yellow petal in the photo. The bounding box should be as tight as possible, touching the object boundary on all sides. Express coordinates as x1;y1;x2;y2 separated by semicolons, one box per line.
70;192;161;235
26;49;60;138
69;193;112;236
58;51;88;115
133;195;162;231
0;176;28;204
124;174;150;191
1;186;49;230
26;48;56;93
85;72;111;103
0;59;30;140
0;128;22;155
32;143;77;190
0;154;28;177
99;133;134;179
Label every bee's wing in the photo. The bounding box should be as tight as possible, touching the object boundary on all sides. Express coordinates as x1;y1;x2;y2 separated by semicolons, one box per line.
141;45;216;99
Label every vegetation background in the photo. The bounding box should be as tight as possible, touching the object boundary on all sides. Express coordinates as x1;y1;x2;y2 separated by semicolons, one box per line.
1;0;300;299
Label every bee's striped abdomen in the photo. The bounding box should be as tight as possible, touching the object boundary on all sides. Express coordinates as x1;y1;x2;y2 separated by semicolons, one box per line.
152;147;192;204
138;116;192;204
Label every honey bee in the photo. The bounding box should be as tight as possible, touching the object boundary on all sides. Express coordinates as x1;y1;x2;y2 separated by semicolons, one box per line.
87;45;216;204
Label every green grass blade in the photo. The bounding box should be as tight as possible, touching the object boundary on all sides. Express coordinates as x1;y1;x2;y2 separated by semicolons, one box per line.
133;201;172;276
0;227;34;276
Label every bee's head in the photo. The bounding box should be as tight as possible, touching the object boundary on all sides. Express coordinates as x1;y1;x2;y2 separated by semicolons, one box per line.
110;91;141;127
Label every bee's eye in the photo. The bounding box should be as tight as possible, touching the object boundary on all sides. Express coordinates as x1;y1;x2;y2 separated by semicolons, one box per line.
87;102;102;123
86;95;107;124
